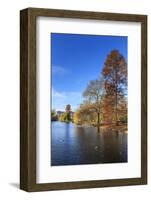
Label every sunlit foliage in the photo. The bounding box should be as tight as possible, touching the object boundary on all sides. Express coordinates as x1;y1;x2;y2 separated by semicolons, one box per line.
74;49;127;127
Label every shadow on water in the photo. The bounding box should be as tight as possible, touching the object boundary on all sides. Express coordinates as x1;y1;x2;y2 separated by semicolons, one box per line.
51;121;127;166
97;126;100;133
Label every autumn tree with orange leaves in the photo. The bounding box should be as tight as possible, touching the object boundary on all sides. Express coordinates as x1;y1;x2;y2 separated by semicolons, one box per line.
102;50;127;125
73;49;127;128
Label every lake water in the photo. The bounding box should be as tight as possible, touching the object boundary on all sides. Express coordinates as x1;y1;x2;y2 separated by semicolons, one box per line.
51;121;127;166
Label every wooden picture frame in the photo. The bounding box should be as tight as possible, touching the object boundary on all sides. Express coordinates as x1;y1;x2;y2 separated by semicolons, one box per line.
20;7;147;192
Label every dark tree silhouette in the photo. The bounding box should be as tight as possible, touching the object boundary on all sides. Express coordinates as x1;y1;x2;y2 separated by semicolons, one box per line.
65;104;71;113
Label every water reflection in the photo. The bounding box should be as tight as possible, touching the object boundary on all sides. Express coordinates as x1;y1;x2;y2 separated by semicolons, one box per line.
51;122;127;166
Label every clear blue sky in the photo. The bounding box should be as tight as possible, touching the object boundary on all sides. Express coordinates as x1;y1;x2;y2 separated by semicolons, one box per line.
51;33;127;111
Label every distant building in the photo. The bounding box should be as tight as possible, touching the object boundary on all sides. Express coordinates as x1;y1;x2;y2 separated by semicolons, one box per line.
57;111;64;118
57;110;74;120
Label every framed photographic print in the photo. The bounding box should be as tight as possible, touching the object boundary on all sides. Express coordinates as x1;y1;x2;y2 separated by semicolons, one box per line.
20;8;147;191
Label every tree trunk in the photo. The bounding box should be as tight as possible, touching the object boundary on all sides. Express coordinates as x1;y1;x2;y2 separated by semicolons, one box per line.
97;112;100;132
97;112;100;126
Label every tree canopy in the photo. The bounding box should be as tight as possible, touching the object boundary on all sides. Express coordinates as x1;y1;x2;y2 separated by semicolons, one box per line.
74;49;127;127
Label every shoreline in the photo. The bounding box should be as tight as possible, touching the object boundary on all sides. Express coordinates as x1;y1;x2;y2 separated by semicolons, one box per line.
51;120;127;132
